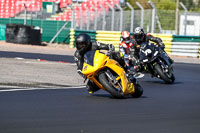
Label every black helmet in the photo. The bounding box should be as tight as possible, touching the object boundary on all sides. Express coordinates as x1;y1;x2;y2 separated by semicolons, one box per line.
133;27;145;42
75;33;91;55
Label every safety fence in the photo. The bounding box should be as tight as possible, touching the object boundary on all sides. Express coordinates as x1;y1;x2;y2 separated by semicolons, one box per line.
69;29;200;58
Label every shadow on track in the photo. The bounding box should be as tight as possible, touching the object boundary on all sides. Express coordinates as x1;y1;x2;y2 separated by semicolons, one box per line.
143;80;184;85
90;93;148;99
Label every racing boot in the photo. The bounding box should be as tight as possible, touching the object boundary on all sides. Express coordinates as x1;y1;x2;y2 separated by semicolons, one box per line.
86;81;100;94
127;66;144;79
169;57;174;64
127;73;137;84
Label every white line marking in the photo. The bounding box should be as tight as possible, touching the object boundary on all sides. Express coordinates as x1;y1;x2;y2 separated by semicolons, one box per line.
15;57;24;60
0;86;86;92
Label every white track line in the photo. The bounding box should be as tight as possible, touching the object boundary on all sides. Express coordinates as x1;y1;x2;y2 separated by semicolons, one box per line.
0;86;86;92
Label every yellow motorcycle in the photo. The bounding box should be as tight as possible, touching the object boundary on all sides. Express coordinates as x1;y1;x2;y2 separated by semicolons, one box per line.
82;50;143;98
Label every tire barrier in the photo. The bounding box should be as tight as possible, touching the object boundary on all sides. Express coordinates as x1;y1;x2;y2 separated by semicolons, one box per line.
0;18;71;43
5;23;41;45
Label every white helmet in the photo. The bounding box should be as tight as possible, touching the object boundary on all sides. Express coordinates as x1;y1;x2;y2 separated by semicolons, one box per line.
134;27;145;42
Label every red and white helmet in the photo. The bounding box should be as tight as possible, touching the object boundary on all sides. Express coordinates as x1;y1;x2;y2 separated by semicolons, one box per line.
122;31;131;44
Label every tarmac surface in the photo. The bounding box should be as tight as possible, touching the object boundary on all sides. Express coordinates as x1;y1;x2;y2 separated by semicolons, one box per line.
0;42;200;133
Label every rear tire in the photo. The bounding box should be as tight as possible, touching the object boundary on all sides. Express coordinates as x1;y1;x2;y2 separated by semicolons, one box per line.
154;64;174;84
98;72;124;98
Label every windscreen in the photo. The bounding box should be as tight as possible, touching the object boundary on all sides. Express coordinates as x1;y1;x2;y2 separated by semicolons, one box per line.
84;50;96;66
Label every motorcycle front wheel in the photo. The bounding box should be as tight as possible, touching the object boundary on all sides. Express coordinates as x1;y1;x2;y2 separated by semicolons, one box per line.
154;64;175;84
98;72;124;98
131;84;143;98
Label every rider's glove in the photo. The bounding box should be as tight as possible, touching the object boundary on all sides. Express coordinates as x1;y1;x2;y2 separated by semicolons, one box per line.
77;69;86;78
134;60;143;72
108;44;115;51
159;42;165;49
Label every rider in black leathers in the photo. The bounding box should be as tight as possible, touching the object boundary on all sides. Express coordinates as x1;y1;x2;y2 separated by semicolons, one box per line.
74;33;126;93
130;27;173;71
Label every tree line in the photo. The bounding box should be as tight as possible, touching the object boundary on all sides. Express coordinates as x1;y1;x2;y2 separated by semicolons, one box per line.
125;0;200;11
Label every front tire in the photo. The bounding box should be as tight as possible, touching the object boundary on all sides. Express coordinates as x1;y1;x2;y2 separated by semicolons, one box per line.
154;64;175;84
98;72;124;98
131;84;143;98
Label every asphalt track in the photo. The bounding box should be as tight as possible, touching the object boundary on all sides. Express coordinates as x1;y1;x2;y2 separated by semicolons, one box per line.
0;51;200;133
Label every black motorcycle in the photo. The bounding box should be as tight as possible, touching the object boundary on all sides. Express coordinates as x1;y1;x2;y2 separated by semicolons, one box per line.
135;42;175;84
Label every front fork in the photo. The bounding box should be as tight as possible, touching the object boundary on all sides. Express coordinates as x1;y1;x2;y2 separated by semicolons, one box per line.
105;70;122;91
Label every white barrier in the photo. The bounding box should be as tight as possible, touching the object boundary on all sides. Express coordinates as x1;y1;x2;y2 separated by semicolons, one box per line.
171;42;200;57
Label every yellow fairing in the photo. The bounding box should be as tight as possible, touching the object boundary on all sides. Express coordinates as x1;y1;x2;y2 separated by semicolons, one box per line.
82;50;135;95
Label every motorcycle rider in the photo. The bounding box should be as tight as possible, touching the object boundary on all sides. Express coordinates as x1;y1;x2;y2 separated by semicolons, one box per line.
120;31;133;69
130;27;173;72
74;33;127;93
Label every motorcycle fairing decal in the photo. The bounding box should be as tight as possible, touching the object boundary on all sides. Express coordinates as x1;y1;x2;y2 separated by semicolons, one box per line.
84;65;88;71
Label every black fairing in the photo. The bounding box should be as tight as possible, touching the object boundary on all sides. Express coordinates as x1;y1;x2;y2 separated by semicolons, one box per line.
139;42;171;65
139;42;157;63
139;42;173;75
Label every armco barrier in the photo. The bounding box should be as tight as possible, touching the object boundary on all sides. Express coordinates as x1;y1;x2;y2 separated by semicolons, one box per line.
173;35;200;42
96;30;121;49
171;42;200;57
70;30;121;50
172;35;200;58
69;29;200;58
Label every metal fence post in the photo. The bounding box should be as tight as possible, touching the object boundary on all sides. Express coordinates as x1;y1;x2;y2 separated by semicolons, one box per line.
24;4;27;25
108;4;114;31
115;4;123;31
148;1;156;33
100;4;106;30
156;16;163;33
69;5;75;29
136;2;144;28
91;4;98;31
126;2;134;32
180;2;188;35
85;6;90;31
78;6;83;30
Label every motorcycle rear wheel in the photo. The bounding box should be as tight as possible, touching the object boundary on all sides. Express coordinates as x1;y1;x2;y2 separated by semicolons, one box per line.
98;72;124;98
154;64;175;84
